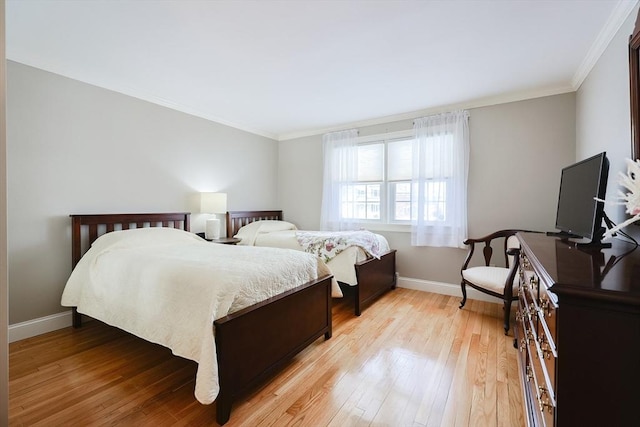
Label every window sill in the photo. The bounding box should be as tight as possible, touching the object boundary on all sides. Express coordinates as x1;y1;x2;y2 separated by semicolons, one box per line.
362;222;411;233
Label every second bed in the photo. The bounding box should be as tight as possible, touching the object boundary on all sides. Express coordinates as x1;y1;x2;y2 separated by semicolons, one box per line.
226;210;397;315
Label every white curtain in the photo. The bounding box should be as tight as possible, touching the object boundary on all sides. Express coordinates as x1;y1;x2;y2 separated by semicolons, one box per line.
412;111;469;248
320;129;359;231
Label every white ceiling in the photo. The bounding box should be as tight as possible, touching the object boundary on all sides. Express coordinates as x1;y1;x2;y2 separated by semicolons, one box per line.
6;0;639;140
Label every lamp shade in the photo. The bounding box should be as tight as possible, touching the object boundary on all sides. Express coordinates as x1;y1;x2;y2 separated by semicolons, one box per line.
200;192;227;214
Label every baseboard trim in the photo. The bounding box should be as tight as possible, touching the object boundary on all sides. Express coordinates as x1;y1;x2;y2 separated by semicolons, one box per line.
8;310;73;343
9;277;502;342
397;276;498;304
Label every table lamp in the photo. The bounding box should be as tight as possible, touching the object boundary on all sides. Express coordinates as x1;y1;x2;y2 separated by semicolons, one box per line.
200;192;227;239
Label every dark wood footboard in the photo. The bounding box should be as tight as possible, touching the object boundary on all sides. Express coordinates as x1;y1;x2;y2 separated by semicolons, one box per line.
214;274;333;425
354;249;397;316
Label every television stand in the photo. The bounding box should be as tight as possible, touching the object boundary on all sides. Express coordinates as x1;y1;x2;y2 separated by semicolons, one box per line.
577;226;612;249
575;240;612;249
545;228;612;249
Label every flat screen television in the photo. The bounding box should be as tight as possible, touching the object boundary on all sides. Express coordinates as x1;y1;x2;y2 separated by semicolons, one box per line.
554;152;609;247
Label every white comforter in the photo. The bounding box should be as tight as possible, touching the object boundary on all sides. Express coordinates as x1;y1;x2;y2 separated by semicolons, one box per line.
61;227;331;405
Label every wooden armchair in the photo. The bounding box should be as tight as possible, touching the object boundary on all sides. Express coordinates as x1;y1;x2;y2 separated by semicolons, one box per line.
460;229;529;335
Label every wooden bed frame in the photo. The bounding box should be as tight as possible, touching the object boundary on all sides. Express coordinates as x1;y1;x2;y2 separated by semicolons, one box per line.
69;212;333;425
226;210;397;316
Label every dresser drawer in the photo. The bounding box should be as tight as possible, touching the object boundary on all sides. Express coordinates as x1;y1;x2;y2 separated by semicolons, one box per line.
518;282;537;324
538;286;558;351
526;335;555;427
518;250;557;426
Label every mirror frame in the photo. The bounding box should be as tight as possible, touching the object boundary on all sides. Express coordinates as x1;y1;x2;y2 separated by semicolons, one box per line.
630;9;640;159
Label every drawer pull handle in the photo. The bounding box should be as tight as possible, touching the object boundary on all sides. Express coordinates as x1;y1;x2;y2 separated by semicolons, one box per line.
526;330;535;345
519;338;527;353
538;337;553;359
539;399;553;414
538;388;554;414
540;298;553;317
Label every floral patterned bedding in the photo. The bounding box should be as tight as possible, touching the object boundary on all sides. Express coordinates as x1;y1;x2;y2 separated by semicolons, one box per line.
295;230;382;263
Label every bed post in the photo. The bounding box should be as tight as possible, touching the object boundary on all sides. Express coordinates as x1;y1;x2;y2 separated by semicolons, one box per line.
71;216;83;328
216;394;233;426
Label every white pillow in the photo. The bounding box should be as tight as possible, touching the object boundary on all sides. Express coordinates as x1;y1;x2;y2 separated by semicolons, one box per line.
90;227;203;252
234;220;297;245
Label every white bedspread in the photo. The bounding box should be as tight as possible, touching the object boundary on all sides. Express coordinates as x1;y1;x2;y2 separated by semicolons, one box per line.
61;227;331;405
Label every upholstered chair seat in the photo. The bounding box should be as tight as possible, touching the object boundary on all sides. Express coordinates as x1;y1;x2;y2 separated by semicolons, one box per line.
461;267;518;294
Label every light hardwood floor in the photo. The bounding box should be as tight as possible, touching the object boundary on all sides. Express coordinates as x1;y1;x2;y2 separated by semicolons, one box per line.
9;289;524;426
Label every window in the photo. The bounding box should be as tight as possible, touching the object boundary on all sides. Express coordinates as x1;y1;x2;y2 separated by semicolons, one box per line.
339;142;383;220
387;138;412;222
340;183;381;220
337;133;454;225
321;110;468;248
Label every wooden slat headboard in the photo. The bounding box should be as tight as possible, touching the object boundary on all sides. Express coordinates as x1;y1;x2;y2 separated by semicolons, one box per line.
70;212;191;268
226;210;283;237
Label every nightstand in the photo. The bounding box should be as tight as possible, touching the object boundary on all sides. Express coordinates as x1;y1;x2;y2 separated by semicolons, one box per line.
196;233;241;244
209;237;241;245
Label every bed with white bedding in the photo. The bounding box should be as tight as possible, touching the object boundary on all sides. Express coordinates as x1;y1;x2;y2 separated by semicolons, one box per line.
62;212;333;425
227;210;397;315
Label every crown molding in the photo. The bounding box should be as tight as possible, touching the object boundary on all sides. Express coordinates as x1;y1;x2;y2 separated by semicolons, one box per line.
571;0;639;89
277;85;575;141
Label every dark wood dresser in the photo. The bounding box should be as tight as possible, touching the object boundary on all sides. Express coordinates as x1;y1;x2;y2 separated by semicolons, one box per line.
515;232;640;427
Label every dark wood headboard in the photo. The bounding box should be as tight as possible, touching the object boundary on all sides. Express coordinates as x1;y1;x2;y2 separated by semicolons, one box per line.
226;210;283;237
70;212;191;268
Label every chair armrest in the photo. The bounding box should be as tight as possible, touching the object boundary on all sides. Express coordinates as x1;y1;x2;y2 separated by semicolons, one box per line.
506;247;520;257
463;229;523;245
462;230;528;269
503;247;522;298
461;240;477;271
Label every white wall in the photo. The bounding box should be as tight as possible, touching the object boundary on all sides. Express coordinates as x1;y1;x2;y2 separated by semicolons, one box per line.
279;93;576;286
7;61;280;325
576;5;640;231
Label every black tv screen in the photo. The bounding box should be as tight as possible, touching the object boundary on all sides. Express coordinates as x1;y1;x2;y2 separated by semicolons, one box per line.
554;152;609;242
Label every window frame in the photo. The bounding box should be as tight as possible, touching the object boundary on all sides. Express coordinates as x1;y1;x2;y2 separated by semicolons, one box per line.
413;177;454;225
339;129;457;230
348;130;414;226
